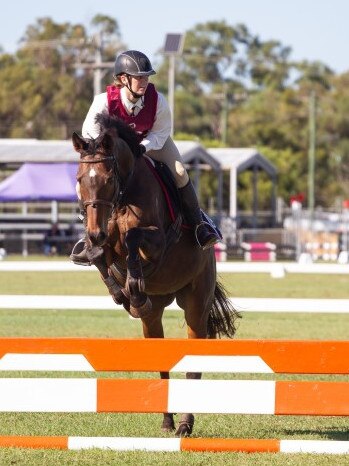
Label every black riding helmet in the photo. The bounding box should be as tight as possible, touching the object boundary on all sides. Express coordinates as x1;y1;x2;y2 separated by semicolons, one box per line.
114;50;156;77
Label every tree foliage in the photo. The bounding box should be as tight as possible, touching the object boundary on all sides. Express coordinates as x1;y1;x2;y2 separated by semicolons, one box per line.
0;15;122;139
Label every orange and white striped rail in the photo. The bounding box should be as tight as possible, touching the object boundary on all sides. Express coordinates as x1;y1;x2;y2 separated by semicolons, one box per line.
0;338;348;373
0;436;348;454
0;378;348;415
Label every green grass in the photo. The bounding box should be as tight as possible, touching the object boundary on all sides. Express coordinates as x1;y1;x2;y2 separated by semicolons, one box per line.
0;309;348;340
3;254;69;261
0;269;348;465
220;272;349;298
2;270;349;298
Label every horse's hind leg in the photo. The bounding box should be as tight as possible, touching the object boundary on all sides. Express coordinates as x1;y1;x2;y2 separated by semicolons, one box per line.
141;296;176;432
175;373;198;437
175;278;215;437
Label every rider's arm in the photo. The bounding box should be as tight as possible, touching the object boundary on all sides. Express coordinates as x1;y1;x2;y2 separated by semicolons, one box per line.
141;92;172;152
82;93;108;139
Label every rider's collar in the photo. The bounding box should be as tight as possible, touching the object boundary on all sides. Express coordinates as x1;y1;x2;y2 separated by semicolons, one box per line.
121;87;144;115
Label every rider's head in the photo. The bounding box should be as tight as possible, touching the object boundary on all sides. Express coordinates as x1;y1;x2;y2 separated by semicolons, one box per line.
113;50;156;99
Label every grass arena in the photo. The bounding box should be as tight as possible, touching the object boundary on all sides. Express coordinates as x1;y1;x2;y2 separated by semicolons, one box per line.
0;260;348;465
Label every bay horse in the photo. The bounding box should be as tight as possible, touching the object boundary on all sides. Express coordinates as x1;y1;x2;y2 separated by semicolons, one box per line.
72;113;240;436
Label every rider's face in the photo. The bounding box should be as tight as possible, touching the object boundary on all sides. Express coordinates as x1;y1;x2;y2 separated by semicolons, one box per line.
122;74;149;99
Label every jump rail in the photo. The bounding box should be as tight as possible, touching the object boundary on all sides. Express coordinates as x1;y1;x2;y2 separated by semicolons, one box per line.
0;436;348;454
0;377;348;415
0;338;348;374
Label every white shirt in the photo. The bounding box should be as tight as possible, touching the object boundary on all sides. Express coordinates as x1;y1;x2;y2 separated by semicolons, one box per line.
82;86;172;152
121;88;144;116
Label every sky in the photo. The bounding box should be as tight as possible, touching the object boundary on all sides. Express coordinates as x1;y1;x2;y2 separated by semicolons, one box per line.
1;0;348;74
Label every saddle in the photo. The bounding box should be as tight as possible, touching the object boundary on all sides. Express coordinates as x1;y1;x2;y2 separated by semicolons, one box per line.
144;157;182;224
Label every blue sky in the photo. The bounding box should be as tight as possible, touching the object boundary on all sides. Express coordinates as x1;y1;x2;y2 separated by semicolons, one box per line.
1;0;348;73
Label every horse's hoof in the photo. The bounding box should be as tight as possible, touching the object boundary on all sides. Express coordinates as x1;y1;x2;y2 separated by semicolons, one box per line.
112;292;129;307
175;414;194;437
175;423;192;437
129;296;152;318
162;425;175;433
162;414;175;432
110;290;125;305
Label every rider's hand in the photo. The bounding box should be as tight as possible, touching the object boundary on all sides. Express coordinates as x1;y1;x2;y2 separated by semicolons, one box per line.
139;144;146;154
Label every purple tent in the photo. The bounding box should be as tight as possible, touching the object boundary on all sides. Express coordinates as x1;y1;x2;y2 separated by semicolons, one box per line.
0;163;78;202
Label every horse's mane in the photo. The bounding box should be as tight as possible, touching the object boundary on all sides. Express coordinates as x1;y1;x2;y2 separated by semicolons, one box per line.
95;112;142;158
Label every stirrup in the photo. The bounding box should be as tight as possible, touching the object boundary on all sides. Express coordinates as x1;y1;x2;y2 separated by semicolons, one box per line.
70;238;92;266
195;222;220;250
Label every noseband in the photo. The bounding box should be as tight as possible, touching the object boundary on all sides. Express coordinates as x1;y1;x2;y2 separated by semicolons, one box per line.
80;155;125;211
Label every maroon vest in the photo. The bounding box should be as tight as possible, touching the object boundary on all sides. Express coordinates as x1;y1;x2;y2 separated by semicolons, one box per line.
107;83;158;141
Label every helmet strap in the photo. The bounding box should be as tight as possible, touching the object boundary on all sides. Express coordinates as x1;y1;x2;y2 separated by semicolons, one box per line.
125;75;144;99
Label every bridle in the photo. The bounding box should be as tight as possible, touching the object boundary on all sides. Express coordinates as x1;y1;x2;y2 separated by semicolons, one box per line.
79;155;130;213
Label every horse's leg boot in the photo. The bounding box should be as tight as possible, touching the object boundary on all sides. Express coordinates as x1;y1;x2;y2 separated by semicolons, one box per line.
103;275;124;305
179;180;220;250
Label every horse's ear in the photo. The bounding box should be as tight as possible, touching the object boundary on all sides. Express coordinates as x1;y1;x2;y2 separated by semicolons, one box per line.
100;132;115;153
72;132;88;153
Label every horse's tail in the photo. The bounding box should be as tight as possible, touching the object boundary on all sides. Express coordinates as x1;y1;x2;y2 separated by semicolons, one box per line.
207;281;241;338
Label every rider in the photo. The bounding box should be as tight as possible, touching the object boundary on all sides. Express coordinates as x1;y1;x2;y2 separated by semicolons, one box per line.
71;50;220;265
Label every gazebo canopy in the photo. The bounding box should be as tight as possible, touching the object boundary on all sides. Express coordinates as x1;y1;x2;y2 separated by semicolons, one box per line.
0;163;78;202
208;147;277;174
208;148;277;219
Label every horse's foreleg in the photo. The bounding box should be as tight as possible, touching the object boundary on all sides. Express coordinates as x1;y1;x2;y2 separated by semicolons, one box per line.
91;250;129;308
175;289;213;437
124;228;151;318
124;227;163;318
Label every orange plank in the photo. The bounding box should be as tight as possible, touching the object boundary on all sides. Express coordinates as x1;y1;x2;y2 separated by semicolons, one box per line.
275;381;349;415
181;438;280;453
0;436;68;449
97;379;168;413
0;338;347;373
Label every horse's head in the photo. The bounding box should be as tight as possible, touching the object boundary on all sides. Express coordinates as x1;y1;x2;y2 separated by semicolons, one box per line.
72;114;141;247
72;131;117;246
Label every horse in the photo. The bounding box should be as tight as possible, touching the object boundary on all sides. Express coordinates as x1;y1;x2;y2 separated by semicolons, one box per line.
72;113;240;436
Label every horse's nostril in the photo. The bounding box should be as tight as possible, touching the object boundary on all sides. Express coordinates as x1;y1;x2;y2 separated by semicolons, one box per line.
88;231;106;246
88;232;97;245
98;231;106;243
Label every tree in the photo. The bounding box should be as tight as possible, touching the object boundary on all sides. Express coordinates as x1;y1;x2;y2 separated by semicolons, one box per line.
0;15;123;139
247;38;293;90
316;71;349;203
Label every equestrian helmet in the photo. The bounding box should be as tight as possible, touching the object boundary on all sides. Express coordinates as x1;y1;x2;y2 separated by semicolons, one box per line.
114;50;156;77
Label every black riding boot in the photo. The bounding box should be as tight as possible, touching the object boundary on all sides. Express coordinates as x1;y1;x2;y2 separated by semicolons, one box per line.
179;180;220;250
70;200;91;266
